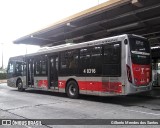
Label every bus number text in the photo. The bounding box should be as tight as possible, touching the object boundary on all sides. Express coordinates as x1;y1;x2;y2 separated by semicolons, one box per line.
83;69;96;74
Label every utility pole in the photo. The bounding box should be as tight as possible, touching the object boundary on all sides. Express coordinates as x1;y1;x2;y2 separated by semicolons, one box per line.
0;43;3;69
2;44;3;69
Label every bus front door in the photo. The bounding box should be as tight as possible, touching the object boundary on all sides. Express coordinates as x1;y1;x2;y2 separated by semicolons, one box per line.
49;56;58;88
27;59;34;87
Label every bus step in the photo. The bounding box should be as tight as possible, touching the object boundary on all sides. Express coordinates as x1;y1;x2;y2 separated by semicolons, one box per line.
50;87;59;90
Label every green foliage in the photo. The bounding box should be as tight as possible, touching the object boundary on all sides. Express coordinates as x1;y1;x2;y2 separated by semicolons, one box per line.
0;73;7;80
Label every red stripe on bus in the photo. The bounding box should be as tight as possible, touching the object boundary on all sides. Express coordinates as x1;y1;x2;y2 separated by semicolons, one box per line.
58;80;66;88
38;80;48;88
58;80;122;93
78;81;122;93
102;82;122;93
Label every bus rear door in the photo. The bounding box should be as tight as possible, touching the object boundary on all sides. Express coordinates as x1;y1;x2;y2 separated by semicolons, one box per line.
49;55;58;88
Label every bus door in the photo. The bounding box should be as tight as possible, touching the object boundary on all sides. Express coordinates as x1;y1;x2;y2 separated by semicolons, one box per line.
27;58;34;87
7;61;16;87
49;55;58;88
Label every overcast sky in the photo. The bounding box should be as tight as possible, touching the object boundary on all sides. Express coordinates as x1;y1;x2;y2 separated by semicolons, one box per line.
0;0;108;68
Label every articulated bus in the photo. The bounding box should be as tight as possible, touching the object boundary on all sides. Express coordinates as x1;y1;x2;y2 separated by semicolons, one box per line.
7;34;152;98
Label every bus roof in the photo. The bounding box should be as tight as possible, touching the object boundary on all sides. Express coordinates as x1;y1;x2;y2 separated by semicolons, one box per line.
9;55;25;62
9;34;147;59
26;34;128;57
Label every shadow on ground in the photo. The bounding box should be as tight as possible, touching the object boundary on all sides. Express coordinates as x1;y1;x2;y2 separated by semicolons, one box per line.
11;88;158;108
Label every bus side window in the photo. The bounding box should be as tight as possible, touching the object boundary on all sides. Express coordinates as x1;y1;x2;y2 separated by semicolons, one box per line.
90;46;102;75
103;42;121;76
35;61;40;75
15;62;23;76
60;50;78;75
34;56;47;76
41;60;47;75
80;48;91;72
68;51;78;70
79;47;94;76
80;46;102;75
8;62;14;73
60;52;67;69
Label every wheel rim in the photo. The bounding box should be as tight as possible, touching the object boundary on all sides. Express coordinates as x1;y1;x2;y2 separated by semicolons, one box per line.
69;84;76;96
18;82;22;89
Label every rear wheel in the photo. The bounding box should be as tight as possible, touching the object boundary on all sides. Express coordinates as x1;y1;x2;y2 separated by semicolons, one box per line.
66;80;79;99
17;79;25;92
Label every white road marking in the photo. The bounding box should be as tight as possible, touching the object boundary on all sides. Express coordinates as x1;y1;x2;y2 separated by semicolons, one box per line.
125;109;160;116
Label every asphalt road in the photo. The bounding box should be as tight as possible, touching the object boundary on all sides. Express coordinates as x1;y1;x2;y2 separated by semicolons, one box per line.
0;83;160;128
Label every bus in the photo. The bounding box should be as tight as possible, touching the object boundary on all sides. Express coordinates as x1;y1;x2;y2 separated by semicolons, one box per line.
152;59;160;86
7;34;152;98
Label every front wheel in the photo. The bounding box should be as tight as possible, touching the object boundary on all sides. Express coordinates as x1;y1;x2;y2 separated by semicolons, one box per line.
17;79;25;92
66;80;79;99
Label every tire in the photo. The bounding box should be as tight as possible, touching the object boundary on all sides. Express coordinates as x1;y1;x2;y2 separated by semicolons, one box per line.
66;80;79;99
17;79;25;92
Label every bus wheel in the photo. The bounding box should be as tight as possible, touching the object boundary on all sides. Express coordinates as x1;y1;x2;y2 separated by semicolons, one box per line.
66;80;79;99
17;79;25;92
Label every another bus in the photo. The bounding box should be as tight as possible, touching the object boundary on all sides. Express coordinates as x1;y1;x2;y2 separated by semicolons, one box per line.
7;34;152;98
152;59;160;86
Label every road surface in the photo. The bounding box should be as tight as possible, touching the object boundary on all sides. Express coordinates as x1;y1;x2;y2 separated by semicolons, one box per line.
0;83;160;128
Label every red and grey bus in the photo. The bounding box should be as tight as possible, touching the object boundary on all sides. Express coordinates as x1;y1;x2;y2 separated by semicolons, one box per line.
7;34;152;98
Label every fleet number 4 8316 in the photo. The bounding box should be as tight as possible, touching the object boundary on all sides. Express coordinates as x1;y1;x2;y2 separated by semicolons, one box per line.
83;69;96;74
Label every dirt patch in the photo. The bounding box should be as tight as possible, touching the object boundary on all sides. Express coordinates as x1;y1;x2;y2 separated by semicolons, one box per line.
0;79;7;84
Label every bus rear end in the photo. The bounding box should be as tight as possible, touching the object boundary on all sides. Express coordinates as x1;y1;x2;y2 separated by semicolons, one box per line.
125;35;152;94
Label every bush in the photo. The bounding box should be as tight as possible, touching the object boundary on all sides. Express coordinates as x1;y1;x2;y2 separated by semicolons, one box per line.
0;73;7;80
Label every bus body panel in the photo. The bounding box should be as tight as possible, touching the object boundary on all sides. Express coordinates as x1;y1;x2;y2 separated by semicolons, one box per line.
34;76;48;89
7;76;26;88
7;77;18;88
124;35;152;95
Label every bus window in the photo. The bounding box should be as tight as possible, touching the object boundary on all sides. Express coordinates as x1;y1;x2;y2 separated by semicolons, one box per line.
80;48;91;75
90;46;102;75
61;52;67;69
80;46;102;75
41;60;47;75
103;42;121;76
129;38;150;65
103;43;120;64
60;50;78;75
35;61;40;75
68;50;78;69
8;62;14;73
34;56;47;76
15;62;23;75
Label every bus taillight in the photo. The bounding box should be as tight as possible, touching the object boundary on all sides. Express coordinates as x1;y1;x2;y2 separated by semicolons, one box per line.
126;64;132;83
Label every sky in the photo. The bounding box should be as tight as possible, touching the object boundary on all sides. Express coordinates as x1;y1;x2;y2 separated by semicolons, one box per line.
0;0;108;68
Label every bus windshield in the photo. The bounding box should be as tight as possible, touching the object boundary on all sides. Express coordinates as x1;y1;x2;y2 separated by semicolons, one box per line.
129;38;150;65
